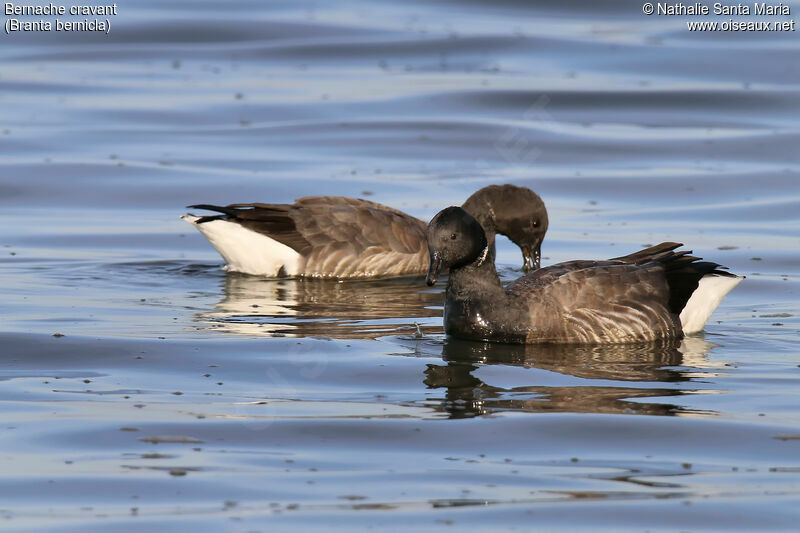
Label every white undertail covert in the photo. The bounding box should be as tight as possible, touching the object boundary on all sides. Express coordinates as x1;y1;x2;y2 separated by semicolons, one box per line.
679;274;743;334
181;215;300;277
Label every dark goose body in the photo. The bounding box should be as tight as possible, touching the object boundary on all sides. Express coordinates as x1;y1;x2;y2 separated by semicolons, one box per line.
182;184;547;279
426;207;742;345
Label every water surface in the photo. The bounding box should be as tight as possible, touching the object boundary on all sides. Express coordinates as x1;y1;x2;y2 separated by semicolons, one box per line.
1;0;799;530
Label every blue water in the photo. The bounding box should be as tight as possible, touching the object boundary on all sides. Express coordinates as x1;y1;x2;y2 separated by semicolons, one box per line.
1;0;799;530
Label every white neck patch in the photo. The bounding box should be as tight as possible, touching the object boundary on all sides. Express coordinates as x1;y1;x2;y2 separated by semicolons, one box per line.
475;245;489;267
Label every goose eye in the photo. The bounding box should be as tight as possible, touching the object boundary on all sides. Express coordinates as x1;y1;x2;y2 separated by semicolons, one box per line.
450;233;457;240
532;220;539;228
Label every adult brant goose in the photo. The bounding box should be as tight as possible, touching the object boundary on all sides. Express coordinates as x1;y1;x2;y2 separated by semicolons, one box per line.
426;206;742;344
182;184;547;279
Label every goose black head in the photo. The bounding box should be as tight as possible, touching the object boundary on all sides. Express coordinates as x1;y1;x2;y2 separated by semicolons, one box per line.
462;184;548;272
426;206;488;286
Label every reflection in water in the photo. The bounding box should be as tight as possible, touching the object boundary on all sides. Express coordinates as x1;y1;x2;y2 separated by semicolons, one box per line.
195;273;443;338
411;336;723;419
194;272;725;420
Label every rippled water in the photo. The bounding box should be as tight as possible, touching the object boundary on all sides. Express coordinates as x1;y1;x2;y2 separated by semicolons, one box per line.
1;0;799;530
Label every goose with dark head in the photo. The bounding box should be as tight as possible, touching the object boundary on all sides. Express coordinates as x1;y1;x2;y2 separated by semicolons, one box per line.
462;184;548;271
183;184;548;279
426;206;743;345
426;206;489;286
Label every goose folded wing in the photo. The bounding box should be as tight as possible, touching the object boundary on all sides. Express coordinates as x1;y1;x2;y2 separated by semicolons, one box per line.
290;197;428;277
509;261;681;343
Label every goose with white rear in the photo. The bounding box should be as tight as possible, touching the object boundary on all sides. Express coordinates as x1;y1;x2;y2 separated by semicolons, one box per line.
425;206;742;344
181;184;547;279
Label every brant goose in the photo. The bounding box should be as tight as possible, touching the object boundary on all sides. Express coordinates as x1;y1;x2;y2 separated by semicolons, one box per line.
181;185;547;279
426;206;742;344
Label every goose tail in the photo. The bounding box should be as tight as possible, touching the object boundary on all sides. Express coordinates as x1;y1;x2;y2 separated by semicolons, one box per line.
612;242;743;335
679;273;743;334
180;212;300;276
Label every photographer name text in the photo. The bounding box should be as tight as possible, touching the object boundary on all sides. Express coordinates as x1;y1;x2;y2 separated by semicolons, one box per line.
656;2;789;15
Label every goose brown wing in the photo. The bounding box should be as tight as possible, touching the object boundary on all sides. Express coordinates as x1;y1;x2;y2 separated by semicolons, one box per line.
189;197;428;278
609;242;734;314
288;196;428;277
508;260;682;343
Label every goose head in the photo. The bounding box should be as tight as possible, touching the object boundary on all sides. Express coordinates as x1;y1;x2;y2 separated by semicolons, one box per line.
462;184;548;272
426;206;489;286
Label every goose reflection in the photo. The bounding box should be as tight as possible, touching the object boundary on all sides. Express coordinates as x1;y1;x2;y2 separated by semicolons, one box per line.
195;273;443;339
194;272;724;419
416;336;722;419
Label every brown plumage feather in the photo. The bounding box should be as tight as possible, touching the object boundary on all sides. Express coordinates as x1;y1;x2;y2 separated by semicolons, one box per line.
508;260;681;343
190;197;428;278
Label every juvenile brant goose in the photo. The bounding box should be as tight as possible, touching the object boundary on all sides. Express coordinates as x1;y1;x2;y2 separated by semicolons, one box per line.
182;185;547;279
426;206;742;344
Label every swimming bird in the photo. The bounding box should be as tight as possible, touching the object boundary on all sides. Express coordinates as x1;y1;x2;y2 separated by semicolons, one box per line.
181;184;547;279
425;206;742;344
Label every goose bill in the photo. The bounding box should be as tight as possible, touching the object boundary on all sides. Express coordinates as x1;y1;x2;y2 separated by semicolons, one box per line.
521;242;541;273
426;253;443;286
